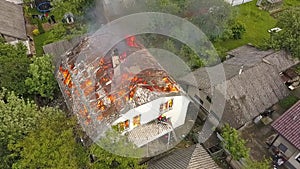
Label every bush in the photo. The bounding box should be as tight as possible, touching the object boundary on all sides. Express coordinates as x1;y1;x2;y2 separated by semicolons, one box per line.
231;21;246;39
37;20;45;34
32;29;40;36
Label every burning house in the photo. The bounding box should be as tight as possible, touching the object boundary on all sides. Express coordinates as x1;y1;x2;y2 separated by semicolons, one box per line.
56;35;191;148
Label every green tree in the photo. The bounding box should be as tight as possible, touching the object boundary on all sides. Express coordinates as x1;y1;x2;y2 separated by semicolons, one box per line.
221;123;249;161
245;158;271;169
162;39;179;54
89;130;146;169
270;7;300;58
0;42;30;95
0;88;40;168
230;21;246;40
25;54;58;100
179;45;204;70
186;0;233;41
51;0;94;20
10;108;87;169
145;0;182;15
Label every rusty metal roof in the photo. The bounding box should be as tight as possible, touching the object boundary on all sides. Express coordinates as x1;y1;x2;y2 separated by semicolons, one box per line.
272;100;300;150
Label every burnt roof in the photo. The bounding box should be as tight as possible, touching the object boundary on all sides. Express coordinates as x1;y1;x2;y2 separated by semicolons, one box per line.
0;0;27;40
272;101;300;150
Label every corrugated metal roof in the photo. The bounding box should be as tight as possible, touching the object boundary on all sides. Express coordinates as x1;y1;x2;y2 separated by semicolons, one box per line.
272;101;300;150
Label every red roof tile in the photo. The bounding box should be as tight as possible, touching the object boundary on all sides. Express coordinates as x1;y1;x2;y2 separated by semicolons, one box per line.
272;100;300;150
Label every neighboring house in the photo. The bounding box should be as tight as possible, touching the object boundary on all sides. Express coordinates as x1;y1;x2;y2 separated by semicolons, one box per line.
43;36;85;64
148;144;221;169
271;101;300;169
182;45;299;128
0;0;31;54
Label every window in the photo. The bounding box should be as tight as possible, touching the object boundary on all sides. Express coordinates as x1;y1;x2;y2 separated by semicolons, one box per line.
159;99;174;113
133;115;141;127
296;153;300;163
195;95;203;105
117;120;130;132
278;143;288;153
168;99;173;109
206;96;212;103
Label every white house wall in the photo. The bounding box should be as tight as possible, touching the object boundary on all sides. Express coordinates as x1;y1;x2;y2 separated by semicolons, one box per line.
273;135;299;161
288;150;300;169
113;95;190;131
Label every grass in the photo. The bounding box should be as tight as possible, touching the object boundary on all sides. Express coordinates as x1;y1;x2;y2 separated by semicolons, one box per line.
33;31;55;56
213;1;277;56
284;0;300;8
279;95;299;110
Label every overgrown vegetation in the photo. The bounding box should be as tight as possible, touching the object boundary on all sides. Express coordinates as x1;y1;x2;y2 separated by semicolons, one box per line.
279;95;299;110
221;123;250;161
0;41;31;96
221;124;272;168
25;54;58;100
214;1;277;56
269;7;300;58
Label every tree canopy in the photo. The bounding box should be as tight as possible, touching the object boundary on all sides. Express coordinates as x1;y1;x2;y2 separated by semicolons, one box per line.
0;89;40;168
51;0;94;20
270;7;300;58
10;108;87;169
89;130;146;169
25;54;58;100
0;42;30;95
221;123;249;161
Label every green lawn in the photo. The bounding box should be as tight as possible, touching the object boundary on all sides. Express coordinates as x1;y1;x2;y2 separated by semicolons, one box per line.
33;31;55;56
213;1;277;56
284;0;300;8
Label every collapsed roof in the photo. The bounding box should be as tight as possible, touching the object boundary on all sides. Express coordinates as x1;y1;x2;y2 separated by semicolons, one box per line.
56;36;184;139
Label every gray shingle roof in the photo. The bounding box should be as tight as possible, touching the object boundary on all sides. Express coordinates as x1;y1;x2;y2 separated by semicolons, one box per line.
148;144;220;169
43;36;85;65
0;0;26;40
180;45;299;128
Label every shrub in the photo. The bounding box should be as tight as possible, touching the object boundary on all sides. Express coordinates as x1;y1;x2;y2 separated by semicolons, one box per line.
32;29;40;36
231;21;246;39
37;20;45;34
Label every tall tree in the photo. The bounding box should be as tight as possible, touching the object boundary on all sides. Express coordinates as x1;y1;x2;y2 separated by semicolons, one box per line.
0;88;40;168
25;54;58;100
10;108;88;169
0;42;30;95
186;0;233;41
270;7;300;58
221;123;249;161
